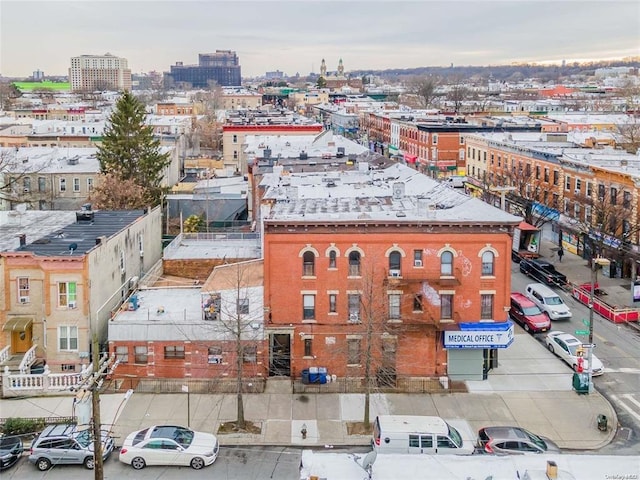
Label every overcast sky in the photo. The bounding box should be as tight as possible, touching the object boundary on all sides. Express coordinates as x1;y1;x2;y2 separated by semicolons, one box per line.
1;0;639;78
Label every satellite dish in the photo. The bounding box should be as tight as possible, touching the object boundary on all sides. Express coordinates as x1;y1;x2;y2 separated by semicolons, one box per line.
360;450;377;472
69;242;78;254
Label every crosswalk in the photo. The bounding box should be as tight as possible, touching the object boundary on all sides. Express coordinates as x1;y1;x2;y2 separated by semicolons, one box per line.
609;393;640;423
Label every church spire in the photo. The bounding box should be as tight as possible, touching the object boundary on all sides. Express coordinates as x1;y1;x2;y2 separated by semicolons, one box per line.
320;58;327;77
337;58;344;76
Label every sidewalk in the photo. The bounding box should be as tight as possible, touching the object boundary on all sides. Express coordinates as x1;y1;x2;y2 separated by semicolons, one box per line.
0;329;617;451
537;238;637;310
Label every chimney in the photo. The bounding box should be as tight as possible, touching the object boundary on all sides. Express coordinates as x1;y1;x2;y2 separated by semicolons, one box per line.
19;234;26;247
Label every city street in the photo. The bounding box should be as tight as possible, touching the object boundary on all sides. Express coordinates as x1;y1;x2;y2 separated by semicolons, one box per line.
1;445;305;480
511;262;640;454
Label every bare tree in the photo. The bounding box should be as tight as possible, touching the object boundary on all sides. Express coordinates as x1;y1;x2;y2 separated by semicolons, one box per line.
570;183;640;277
501;164;559;228
89;173;148;209
203;259;264;431
407;75;440;109
616;80;640;154
0;148;53;208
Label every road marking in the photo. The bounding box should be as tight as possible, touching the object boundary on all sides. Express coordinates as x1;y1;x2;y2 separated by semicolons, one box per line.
604;367;640;374
610;394;640;423
623;394;640;410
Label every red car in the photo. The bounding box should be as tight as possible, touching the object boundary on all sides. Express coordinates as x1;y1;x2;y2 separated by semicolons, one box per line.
509;292;551;333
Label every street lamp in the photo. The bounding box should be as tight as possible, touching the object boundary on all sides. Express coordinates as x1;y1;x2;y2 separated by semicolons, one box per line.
587;257;610;393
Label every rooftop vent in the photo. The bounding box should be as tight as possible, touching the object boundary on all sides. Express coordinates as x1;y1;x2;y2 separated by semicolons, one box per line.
336;147;345;158
263;149;272;158
299;152;308;160
67;156;79;165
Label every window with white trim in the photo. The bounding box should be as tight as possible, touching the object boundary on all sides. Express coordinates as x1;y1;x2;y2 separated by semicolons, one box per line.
58;325;78;351
73;178;80;192
115;346;129;363
440;251;453;276
348;294;361;323
481;251;495;276
303;294;315;320
134;345;148;364
87;178;94;192
59;178;66;192
388;294;401;319
58;282;77;308
18;277;30;303
481;294;494;320
164;345;185;359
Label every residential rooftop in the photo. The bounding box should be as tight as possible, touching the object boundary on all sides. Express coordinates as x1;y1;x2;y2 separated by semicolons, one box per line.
8;208;146;257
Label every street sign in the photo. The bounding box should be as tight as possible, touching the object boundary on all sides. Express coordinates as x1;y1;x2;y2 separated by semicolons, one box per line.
575;330;589;335
582;319;590;326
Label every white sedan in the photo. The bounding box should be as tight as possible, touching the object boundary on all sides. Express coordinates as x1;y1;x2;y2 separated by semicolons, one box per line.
119;425;219;470
545;331;604;376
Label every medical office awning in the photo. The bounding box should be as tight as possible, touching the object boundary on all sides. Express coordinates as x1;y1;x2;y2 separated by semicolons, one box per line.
3;317;33;331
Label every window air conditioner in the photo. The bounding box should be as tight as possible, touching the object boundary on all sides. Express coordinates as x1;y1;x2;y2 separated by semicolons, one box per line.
414;260;423;267
68;301;77;309
19;296;29;304
349;313;360;323
389;269;401;277
139;249;144;257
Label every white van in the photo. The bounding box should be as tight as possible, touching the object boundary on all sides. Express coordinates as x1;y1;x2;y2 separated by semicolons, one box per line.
445;175;467;188
525;283;572;321
372;415;475;455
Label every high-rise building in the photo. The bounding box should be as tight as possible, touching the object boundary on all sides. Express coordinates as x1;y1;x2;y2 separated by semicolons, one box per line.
69;53;132;92
164;50;241;88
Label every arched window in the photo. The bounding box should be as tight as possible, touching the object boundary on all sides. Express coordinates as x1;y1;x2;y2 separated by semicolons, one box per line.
389;251;401;275
441;251;453;276
303;251;315;276
481;251;495;276
329;250;337;269
349;251;361;276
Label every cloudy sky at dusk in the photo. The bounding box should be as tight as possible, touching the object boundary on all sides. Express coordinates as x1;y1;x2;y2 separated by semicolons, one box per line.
1;0;638;78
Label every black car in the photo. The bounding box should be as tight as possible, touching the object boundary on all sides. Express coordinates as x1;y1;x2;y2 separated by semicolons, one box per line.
519;258;567;286
0;435;24;470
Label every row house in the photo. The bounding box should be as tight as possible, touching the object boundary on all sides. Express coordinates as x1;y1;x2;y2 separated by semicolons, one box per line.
465;131;640;277
260;162;521;382
0;206;163;379
222;123;323;175
0;146;181;211
108;259;266;384
361;111;541;174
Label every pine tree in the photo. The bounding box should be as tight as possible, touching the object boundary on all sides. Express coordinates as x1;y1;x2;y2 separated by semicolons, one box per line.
96;91;170;206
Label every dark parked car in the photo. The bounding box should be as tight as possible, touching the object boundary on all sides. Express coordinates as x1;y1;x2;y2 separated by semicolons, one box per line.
477;426;560;455
0;435;24;470
519;258;567;286
509;293;551;333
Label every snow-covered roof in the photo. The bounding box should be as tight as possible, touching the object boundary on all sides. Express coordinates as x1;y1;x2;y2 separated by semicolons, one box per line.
261;162;521;224
245;130;368;160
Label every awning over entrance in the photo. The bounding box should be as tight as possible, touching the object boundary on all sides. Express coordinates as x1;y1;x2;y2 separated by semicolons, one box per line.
3;317;33;332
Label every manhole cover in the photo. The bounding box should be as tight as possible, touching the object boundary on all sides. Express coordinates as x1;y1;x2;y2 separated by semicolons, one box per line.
613;427;633;442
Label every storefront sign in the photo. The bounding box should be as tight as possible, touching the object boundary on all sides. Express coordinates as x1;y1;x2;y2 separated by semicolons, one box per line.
444;323;514;349
633;280;640;303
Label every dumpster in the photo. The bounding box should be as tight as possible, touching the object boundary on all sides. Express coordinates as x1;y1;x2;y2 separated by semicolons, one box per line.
301;369;310;384
309;366;319;383
572;372;589;394
318;367;328;384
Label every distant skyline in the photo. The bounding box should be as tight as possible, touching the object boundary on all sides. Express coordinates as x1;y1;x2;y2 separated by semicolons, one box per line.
1;0;639;79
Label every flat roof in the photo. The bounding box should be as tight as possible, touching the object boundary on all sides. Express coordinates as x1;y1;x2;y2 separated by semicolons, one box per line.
0;210;77;252
262;163;521;225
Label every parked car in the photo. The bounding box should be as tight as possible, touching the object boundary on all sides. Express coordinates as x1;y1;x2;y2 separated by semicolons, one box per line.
477;426;560;455
0;435;23;470
525;283;573;321
519;259;567;286
28;424;114;471
509;293;551;333
119;425;219;470
545;331;604;375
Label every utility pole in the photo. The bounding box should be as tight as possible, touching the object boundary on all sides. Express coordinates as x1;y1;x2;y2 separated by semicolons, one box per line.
91;335;104;480
588;257;609;394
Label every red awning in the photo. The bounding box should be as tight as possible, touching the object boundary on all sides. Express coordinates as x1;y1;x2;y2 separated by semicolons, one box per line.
404;154;417;163
518;221;539;231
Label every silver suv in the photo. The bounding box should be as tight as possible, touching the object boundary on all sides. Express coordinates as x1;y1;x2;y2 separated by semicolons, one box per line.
28;424;114;471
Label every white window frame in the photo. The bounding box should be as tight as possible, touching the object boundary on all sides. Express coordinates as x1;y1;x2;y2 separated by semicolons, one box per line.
58;325;78;351
388;294;401;319
87;177;94;192
73;178;80;192
58;281;77;308
18;277;30;303
59;178;66;192
115;345;129;363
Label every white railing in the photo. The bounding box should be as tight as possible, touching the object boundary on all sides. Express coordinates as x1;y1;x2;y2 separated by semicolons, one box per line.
3;362;94;397
0;345;10;364
18;345;38;374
